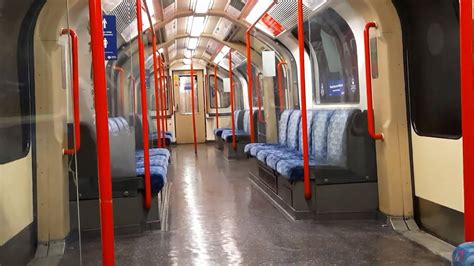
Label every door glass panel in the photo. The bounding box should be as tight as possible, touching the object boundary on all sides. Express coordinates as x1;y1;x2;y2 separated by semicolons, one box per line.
179;75;199;114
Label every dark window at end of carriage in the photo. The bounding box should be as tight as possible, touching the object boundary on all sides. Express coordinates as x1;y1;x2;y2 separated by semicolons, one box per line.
209;75;230;109
0;0;35;164
395;0;461;139
293;8;359;105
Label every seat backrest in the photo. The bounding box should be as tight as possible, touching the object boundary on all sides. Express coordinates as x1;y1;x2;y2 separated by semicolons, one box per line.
298;110;316;156
326;109;355;167
243;110;250;134
278;110;294;145
286;110;301;150
310;110;335;162
234;110;241;129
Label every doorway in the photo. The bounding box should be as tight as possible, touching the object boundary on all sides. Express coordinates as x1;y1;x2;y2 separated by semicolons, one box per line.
172;69;206;144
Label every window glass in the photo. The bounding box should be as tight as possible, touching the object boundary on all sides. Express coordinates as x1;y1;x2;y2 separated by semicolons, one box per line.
295;8;359;104
148;73;171;112
209;75;230;109
397;0;461;138
179;75;198;114
0;0;34;164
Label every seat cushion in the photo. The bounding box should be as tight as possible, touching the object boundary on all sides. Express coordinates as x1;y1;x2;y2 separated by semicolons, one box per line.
136;155;169;169
136;148;170;159
266;150;303;170
136;166;167;193
249;144;280;157
255;146;290;163
276;159;318;182
244;143;265;154
221;129;249;142
214;127;231;137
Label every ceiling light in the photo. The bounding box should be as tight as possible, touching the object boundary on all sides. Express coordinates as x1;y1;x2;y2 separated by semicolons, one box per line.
158;48;164;54
183;58;192;65
190;16;206;37
194;0;213;14
186;16;194;34
184;49;193;59
188;37;199;50
245;0;272;25
303;0;328;11
213;45;230;64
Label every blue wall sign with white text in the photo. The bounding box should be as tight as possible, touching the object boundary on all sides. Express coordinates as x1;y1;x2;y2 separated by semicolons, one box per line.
328;79;345;97
103;15;117;60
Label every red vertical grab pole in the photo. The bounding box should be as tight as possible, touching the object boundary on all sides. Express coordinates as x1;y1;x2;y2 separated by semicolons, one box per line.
460;0;474;241
158;56;166;145
364;22;384;141
191;61;198;155
156;55;165;148
114;67;125;115
297;0;311;200
149;30;162;149
229;50;236;150
160;58;168;133
277;61;287;112
246;31;255;143
61;28;81;155
88;0;115;264
214;64;219;128
136;0;152;209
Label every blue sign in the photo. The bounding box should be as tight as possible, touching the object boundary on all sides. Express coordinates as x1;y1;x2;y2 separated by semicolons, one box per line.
103;15;117;60
328;79;345;97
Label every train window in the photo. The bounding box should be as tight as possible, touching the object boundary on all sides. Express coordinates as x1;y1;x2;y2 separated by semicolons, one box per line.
395;0;461;139
0;1;34;164
178;75;199;114
295;8;359;105
208;75;230;109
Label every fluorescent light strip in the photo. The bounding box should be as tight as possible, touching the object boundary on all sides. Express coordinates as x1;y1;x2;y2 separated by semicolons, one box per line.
186;16;194;34
188;37;199;50
194;0;213;14
183;58;192;65
184;49;193;59
245;0;272;25
190;16;206;37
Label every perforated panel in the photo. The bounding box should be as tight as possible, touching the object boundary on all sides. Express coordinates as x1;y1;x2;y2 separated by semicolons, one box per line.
268;0;312;30
110;0;136;34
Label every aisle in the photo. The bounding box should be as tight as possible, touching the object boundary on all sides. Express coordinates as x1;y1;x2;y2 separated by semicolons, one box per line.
69;144;448;265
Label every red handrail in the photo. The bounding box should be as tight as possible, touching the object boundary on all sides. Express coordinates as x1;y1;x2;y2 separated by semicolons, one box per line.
156;55;165;148
114;66;125;115
146;29;162;149
364;22;384;141
460;0;474;241
229;50;236;150
297;0;311;200
256;73;265;123
214;64;219;128
161;59;168;133
158;56;166;144
246;31;255;143
61;28;81;155
245;1;276;143
136;0;152;209
191;61;198;155
277;61;287;112
88;0;115;264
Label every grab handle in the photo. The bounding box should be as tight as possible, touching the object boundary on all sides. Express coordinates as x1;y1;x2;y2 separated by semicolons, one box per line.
61;28;81;155
277;61;287;112
364;22;384;141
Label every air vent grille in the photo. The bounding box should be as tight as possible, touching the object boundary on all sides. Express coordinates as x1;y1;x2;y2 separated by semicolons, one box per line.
268;0;312;31
162;0;174;9
110;0;136;34
229;0;245;11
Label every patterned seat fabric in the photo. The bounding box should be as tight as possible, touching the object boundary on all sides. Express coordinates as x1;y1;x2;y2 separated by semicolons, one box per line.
221;129;248;141
135;148;170;160
214;110;241;137
136;166;167;193
275;109;354;180
256;111;301;164
136;155;169;170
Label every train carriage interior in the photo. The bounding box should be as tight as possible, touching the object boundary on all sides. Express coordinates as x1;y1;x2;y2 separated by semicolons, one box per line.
2;0;474;265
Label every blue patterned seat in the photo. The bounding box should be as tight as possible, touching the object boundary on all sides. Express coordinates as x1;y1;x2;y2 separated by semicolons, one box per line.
136;155;169;169
136;166;167;193
136;148;170;159
275;109;354;181
245;110;294;156
214;110;241;137
256;111;301;164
